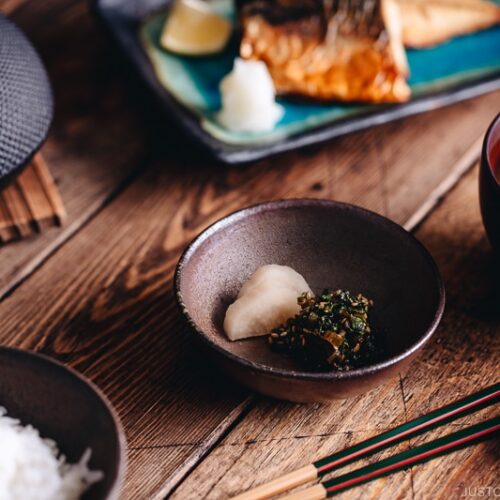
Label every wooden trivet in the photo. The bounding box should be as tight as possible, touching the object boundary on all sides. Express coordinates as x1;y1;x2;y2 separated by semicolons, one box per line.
0;153;66;243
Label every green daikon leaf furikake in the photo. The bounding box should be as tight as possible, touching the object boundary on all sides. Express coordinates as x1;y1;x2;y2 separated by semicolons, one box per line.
268;289;380;372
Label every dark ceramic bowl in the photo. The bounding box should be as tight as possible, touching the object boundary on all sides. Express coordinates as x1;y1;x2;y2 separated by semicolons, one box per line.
175;200;445;403
480;113;500;252
0;347;126;499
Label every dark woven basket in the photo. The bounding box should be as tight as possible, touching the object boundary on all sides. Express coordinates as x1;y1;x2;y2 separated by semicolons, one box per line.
0;14;53;187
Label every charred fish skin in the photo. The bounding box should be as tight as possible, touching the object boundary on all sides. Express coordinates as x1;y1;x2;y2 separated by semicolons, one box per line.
238;0;410;103
237;0;326;42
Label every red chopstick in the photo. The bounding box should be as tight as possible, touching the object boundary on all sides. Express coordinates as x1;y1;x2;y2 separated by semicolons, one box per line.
231;383;500;500
280;416;500;499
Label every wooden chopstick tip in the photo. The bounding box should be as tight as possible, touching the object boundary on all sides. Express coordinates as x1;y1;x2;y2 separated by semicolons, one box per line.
229;464;318;500
228;384;500;500
280;484;327;500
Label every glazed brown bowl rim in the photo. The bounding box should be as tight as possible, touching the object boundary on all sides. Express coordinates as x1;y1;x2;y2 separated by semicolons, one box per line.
0;346;127;500
175;199;445;381
483;112;500;191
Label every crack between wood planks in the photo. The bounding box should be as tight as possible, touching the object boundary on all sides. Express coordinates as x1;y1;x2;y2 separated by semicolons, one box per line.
203;440;254;499
130;430;365;451
403;136;482;233
129;443;198;451
154;394;257;500
129;422;472;452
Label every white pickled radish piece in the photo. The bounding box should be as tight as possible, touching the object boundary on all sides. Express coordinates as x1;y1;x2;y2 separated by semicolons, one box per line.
238;264;312;298
224;286;303;341
223;264;312;341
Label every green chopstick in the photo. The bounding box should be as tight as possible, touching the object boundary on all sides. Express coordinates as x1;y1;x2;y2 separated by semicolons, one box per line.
314;382;499;474
282;416;499;499
231;382;499;500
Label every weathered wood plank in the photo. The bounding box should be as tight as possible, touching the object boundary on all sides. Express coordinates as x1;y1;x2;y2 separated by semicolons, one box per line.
172;166;499;500
0;146;492;500
0;163;255;499
0;101;498;498
171;383;413;500
401;164;500;500
0;1;499;499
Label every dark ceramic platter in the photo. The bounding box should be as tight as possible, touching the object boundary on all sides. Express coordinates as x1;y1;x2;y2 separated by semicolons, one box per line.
0;15;53;186
175;200;445;402
0;347;126;500
94;0;500;164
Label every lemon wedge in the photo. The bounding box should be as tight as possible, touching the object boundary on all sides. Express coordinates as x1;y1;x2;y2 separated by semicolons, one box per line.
160;0;232;56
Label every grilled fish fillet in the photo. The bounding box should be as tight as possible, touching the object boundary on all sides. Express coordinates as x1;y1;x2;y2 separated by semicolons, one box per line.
398;0;500;48
238;0;410;103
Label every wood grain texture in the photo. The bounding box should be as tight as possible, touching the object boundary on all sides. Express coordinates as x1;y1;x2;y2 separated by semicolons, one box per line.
0;0;499;499
401;165;500;500
170;380;412;499
171;166;500;500
0;163;253;499
0;157;492;499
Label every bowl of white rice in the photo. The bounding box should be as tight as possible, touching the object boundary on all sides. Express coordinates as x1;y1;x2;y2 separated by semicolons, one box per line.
0;347;126;500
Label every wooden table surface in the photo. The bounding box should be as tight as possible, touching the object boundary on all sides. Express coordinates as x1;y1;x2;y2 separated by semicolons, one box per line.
1;1;499;499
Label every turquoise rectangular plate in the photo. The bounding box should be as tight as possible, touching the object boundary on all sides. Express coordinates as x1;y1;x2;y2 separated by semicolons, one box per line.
96;0;500;163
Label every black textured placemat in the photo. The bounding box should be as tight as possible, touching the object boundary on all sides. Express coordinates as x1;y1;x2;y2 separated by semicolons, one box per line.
0;14;53;186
